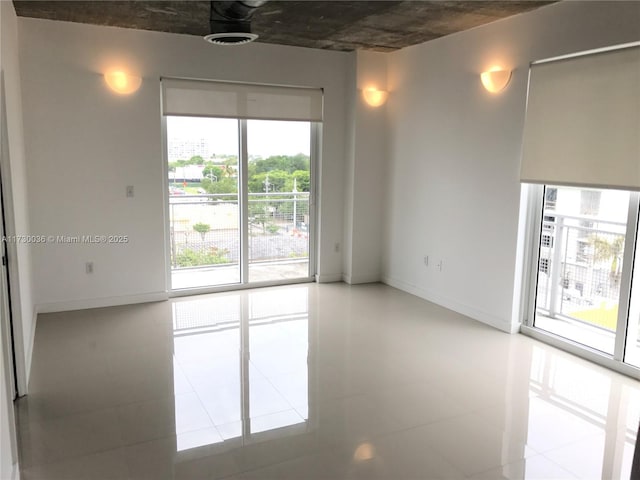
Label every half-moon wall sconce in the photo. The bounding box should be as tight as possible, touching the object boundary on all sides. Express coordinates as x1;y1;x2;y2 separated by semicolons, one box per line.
480;67;511;93
104;70;142;95
362;87;389;107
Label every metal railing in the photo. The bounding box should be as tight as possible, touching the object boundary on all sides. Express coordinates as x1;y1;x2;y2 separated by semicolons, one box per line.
169;192;310;270
537;212;626;332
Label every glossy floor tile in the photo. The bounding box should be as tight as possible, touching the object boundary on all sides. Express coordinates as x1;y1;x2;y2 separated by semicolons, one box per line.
15;283;640;479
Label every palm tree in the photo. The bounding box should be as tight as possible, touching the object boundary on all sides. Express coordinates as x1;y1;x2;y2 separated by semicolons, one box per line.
591;235;625;285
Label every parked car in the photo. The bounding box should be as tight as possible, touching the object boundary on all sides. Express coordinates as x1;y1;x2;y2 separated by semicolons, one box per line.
169;186;186;195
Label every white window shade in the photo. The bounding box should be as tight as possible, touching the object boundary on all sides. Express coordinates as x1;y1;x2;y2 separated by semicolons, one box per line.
520;45;640;190
161;78;323;122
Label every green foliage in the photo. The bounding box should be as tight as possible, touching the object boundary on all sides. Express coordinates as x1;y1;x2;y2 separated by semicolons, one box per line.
175;247;230;267
249;154;309;175
202;164;223;180
249;202;270;233
192;223;211;234
169;156;206;169
570;302;618;331
247;155;311;193
192;222;211;241
248;170;289;193
202;177;238;194
266;223;280;234
590;235;624;275
288;170;310;192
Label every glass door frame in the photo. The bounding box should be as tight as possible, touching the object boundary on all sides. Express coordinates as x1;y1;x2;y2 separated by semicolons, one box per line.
161;117;319;296
520;183;640;380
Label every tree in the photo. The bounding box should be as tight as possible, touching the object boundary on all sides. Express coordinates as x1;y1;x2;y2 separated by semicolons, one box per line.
249;202;269;234
288;170;310;192
249;170;288;193
202;177;237;194
193;222;211;242
202;164;223;180
249;154;310;175
591;234;625;285
187;155;205;165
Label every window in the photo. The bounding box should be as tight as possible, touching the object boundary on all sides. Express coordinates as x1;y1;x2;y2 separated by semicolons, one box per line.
545;187;558;211
520;44;640;378
539;258;549;274
162;78;322;291
525;185;639;371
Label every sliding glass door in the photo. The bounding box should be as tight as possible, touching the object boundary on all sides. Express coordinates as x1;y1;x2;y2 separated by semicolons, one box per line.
247;120;311;283
527;184;640;370
166;117;315;291
168;117;241;289
518;44;639;376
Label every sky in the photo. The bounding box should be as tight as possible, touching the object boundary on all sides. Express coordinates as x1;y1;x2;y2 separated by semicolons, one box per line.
167;117;311;158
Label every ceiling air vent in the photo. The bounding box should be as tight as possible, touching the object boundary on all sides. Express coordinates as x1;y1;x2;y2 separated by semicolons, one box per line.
204;1;266;46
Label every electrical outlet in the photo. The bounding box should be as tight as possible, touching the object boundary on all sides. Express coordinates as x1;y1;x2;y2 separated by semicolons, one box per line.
334;242;340;253
86;262;94;274
126;185;134;198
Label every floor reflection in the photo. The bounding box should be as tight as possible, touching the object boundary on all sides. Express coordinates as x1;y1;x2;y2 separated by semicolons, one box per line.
171;287;311;452
16;283;640;479
514;344;639;479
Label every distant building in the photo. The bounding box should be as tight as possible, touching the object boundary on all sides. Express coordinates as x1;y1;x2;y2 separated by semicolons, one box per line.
539;188;627;305
168;138;212;161
169;165;205;182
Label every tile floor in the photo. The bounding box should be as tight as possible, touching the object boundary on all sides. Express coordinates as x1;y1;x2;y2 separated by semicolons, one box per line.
15;283;640;479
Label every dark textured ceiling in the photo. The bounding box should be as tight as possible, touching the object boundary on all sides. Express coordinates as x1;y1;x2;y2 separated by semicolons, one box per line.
13;1;556;52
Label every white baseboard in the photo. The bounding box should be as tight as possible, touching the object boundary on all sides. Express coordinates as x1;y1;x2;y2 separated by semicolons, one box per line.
36;291;169;314
342;272;380;285
315;273;342;283
382;275;518;334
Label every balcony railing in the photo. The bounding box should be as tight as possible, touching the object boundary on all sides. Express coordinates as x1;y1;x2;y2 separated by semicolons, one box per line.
169;192;310;270
537;212;626;332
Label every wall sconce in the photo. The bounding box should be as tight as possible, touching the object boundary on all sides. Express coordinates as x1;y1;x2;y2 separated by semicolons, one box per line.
480;67;511;93
353;442;376;462
104;70;142;95
362;87;388;107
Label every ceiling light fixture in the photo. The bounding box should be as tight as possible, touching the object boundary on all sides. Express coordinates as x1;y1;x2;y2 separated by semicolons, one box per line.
104;70;142;95
481;67;511;93
362;87;388;107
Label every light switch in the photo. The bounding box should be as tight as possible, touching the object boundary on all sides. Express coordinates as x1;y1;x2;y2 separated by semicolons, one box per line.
126;185;134;198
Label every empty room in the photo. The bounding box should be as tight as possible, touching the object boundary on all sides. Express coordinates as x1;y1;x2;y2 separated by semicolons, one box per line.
1;1;639;479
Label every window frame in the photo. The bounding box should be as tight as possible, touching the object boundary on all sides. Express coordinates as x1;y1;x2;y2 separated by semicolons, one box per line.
520;183;640;380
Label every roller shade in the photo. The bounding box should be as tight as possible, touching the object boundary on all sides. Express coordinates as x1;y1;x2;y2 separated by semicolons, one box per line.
520;45;640;190
161;78;323;122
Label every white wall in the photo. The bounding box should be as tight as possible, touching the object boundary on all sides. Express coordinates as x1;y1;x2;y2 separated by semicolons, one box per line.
0;2;25;474
342;53;357;282
0;337;17;480
383;1;640;332
19;18;351;309
343;50;388;285
2;0;36;395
